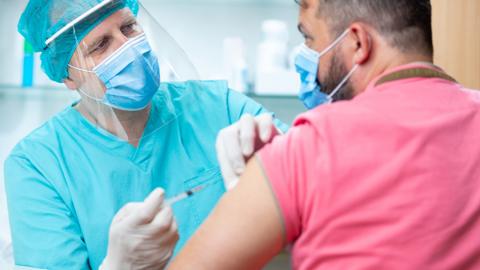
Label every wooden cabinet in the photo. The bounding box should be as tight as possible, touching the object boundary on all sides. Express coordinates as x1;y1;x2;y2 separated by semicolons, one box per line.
432;0;480;89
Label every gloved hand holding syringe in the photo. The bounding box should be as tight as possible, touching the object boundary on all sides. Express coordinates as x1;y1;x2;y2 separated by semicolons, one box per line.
101;181;214;270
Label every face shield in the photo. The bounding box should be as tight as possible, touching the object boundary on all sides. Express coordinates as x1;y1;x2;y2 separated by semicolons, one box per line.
45;0;199;143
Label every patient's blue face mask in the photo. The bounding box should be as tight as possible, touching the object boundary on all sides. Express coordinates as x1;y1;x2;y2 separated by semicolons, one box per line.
69;33;161;111
294;29;358;109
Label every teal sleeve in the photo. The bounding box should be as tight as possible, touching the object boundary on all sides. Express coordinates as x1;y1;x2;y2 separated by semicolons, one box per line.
4;155;90;270
226;89;290;133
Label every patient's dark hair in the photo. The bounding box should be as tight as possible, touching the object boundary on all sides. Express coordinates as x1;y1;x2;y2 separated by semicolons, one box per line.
296;0;433;56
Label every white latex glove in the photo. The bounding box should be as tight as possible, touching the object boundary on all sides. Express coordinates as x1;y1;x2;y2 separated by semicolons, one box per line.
100;188;179;270
216;113;282;190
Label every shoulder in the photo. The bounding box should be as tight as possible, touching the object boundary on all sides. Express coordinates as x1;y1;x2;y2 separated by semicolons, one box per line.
159;80;230;102
6;107;75;165
156;80;254;124
4;107;82;206
293;95;384;134
4;120;57;192
156;80;232;115
460;87;480;104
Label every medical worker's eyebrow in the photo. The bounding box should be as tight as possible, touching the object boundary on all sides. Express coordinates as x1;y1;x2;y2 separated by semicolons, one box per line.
84;16;137;55
122;16;137;26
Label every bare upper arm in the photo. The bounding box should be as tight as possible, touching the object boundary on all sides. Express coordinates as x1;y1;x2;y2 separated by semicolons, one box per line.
169;156;285;270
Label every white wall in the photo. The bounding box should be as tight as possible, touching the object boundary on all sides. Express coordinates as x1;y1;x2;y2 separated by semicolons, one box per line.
141;0;301;80
0;0;23;86
0;0;301;86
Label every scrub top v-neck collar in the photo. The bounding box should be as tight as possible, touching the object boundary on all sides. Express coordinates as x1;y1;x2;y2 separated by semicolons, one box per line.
63;90;178;165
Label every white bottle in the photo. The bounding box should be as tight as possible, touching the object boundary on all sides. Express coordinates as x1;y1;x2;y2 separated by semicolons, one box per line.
255;20;300;95
223;37;249;93
256;20;289;73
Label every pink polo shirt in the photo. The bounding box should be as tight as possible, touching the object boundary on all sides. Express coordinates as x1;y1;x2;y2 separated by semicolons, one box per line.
258;63;480;269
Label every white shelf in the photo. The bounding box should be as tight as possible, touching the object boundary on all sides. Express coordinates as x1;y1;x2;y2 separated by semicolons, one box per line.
144;0;296;6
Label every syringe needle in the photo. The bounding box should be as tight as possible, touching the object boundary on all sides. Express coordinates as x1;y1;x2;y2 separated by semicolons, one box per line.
164;184;209;207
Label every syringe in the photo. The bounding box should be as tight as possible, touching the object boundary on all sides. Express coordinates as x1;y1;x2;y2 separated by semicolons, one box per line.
164;183;211;207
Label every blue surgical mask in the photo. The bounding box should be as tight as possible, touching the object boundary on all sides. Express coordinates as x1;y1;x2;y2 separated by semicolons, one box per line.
294;29;358;109
70;33;161;111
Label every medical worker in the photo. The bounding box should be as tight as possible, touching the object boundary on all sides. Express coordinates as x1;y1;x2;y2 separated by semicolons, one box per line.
172;0;480;269
4;0;287;269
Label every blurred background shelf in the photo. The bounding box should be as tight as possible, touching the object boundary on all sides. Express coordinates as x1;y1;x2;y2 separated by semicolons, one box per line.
0;85;304;125
0;0;302;88
150;0;295;5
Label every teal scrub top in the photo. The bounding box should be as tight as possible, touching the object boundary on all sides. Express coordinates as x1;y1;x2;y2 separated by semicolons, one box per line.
4;80;288;270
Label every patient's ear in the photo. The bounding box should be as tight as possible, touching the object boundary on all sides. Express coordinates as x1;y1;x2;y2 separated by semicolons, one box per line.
64;77;78;91
349;22;373;65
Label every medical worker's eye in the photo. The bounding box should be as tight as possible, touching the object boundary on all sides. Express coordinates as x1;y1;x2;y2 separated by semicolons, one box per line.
300;32;313;41
90;37;111;55
121;22;138;36
297;24;313;41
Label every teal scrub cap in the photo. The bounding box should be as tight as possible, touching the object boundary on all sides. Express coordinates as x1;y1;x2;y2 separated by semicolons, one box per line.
18;0;139;83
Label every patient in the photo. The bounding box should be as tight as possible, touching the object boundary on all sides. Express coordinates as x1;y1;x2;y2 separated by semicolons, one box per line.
169;0;480;269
